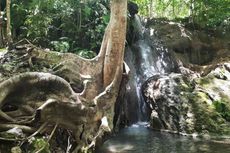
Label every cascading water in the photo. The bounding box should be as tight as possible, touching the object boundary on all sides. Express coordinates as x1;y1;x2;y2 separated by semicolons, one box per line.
124;15;177;124
97;14;230;153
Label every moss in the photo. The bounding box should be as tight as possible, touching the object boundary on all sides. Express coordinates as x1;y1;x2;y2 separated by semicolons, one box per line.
187;69;230;135
34;49;63;65
176;72;230;135
213;99;230;122
196;76;213;86
174;76;194;92
0;48;6;52
179;82;190;92
2;64;14;72
198;78;210;85
189;92;229;134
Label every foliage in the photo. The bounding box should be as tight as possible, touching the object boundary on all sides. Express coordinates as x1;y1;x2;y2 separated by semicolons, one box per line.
28;137;50;153
10;0;110;53
77;49;97;59
131;0;190;18
193;0;230;28
5;0;229;55
131;0;149;16
213;100;230;121
51;40;70;53
131;0;229;28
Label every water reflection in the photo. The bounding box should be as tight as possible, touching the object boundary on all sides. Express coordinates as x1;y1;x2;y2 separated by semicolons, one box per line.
97;124;230;153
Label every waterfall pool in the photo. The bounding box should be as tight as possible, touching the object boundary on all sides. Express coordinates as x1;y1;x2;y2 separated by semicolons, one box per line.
113;14;230;153
96;123;230;153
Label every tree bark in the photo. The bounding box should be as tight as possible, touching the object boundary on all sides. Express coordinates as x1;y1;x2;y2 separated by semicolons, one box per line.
6;0;12;46
149;0;153;17
0;1;3;47
0;0;128;152
103;0;127;87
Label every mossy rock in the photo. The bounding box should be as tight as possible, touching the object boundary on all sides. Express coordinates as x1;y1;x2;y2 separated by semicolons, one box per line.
196;66;230;135
213;99;230;122
144;72;230;136
188;91;230;135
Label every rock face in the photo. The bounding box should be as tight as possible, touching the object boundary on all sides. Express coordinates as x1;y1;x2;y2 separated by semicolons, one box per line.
142;65;230;135
139;18;230;136
143;74;196;133
146;19;230;66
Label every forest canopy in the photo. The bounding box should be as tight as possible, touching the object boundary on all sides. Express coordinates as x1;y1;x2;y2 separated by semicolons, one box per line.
132;0;230;27
0;0;229;53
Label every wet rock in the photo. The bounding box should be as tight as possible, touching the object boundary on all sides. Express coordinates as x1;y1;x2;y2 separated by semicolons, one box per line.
150;110;162;129
143;73;192;133
128;1;138;17
146;19;229;66
143;70;230;135
189;41;215;65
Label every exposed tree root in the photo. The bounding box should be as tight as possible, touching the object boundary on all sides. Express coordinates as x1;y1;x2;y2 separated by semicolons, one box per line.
0;72;99;152
0;65;128;152
0;0;128;152
0;124;35;133
0;110;16;122
27;122;49;140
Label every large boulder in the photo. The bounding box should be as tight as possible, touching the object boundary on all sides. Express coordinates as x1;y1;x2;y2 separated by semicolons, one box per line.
142;66;230;136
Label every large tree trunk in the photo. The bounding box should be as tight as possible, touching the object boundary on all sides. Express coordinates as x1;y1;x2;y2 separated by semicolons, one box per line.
0;0;128;152
0;1;3;47
103;0;127;87
6;0;12;46
149;0;153;17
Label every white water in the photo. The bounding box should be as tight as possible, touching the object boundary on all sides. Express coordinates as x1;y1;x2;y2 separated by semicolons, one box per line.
98;15;230;153
125;15;176;123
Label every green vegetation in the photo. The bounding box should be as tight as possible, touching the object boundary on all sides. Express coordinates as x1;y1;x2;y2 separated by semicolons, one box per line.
0;0;228;54
28;137;51;153
213;100;230;122
132;0;229;28
0;48;6;52
0;0;230;152
9;0;110;55
77;49;97;59
189;92;222;133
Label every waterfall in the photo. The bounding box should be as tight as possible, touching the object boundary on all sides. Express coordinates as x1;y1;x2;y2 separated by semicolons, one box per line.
124;15;177;124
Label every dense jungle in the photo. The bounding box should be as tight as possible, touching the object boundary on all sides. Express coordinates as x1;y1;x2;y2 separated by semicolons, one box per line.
0;0;230;153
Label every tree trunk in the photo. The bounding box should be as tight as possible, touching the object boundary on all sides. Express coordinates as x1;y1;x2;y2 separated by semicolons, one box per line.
0;1;3;47
0;0;128;152
149;0;153;18
6;0;12;46
172;0;175;17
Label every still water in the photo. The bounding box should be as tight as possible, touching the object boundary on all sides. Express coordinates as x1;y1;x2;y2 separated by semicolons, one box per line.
97;123;230;153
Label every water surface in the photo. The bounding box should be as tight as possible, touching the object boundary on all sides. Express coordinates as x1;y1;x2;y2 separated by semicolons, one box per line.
97;123;230;153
